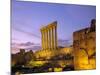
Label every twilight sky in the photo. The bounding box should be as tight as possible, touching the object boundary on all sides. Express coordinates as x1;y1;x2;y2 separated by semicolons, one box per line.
11;0;96;53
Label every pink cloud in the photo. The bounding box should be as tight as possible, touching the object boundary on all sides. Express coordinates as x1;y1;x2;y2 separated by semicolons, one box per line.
11;42;41;54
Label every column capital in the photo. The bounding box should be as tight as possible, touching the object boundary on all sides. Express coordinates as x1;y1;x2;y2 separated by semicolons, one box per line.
47;21;57;28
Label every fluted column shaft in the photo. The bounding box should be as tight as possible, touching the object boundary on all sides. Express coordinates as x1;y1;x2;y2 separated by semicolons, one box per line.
44;29;46;49
46;29;49;49
55;26;57;49
43;30;45;50
51;27;54;49
48;29;51;49
41;30;43;50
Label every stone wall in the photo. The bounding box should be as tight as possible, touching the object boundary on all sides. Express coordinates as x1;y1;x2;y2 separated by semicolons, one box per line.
73;19;96;70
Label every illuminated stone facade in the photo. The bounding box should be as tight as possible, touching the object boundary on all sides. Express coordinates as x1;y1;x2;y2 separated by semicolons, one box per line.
35;46;73;60
73;19;96;70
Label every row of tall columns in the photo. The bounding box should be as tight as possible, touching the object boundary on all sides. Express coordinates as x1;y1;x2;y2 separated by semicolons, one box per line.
41;21;57;50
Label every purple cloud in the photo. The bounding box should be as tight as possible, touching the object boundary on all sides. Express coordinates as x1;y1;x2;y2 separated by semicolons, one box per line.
11;42;41;54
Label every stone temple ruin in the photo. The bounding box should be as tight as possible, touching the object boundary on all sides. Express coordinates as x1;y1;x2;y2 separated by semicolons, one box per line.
11;19;96;72
35;21;73;61
40;21;57;50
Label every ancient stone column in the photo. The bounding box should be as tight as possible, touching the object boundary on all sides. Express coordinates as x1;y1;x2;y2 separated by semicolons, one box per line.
42;29;45;50
55;24;57;49
51;26;54;50
53;26;56;50
45;28;48;50
43;28;46;50
41;29;43;50
48;28;51;50
46;28;49;49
